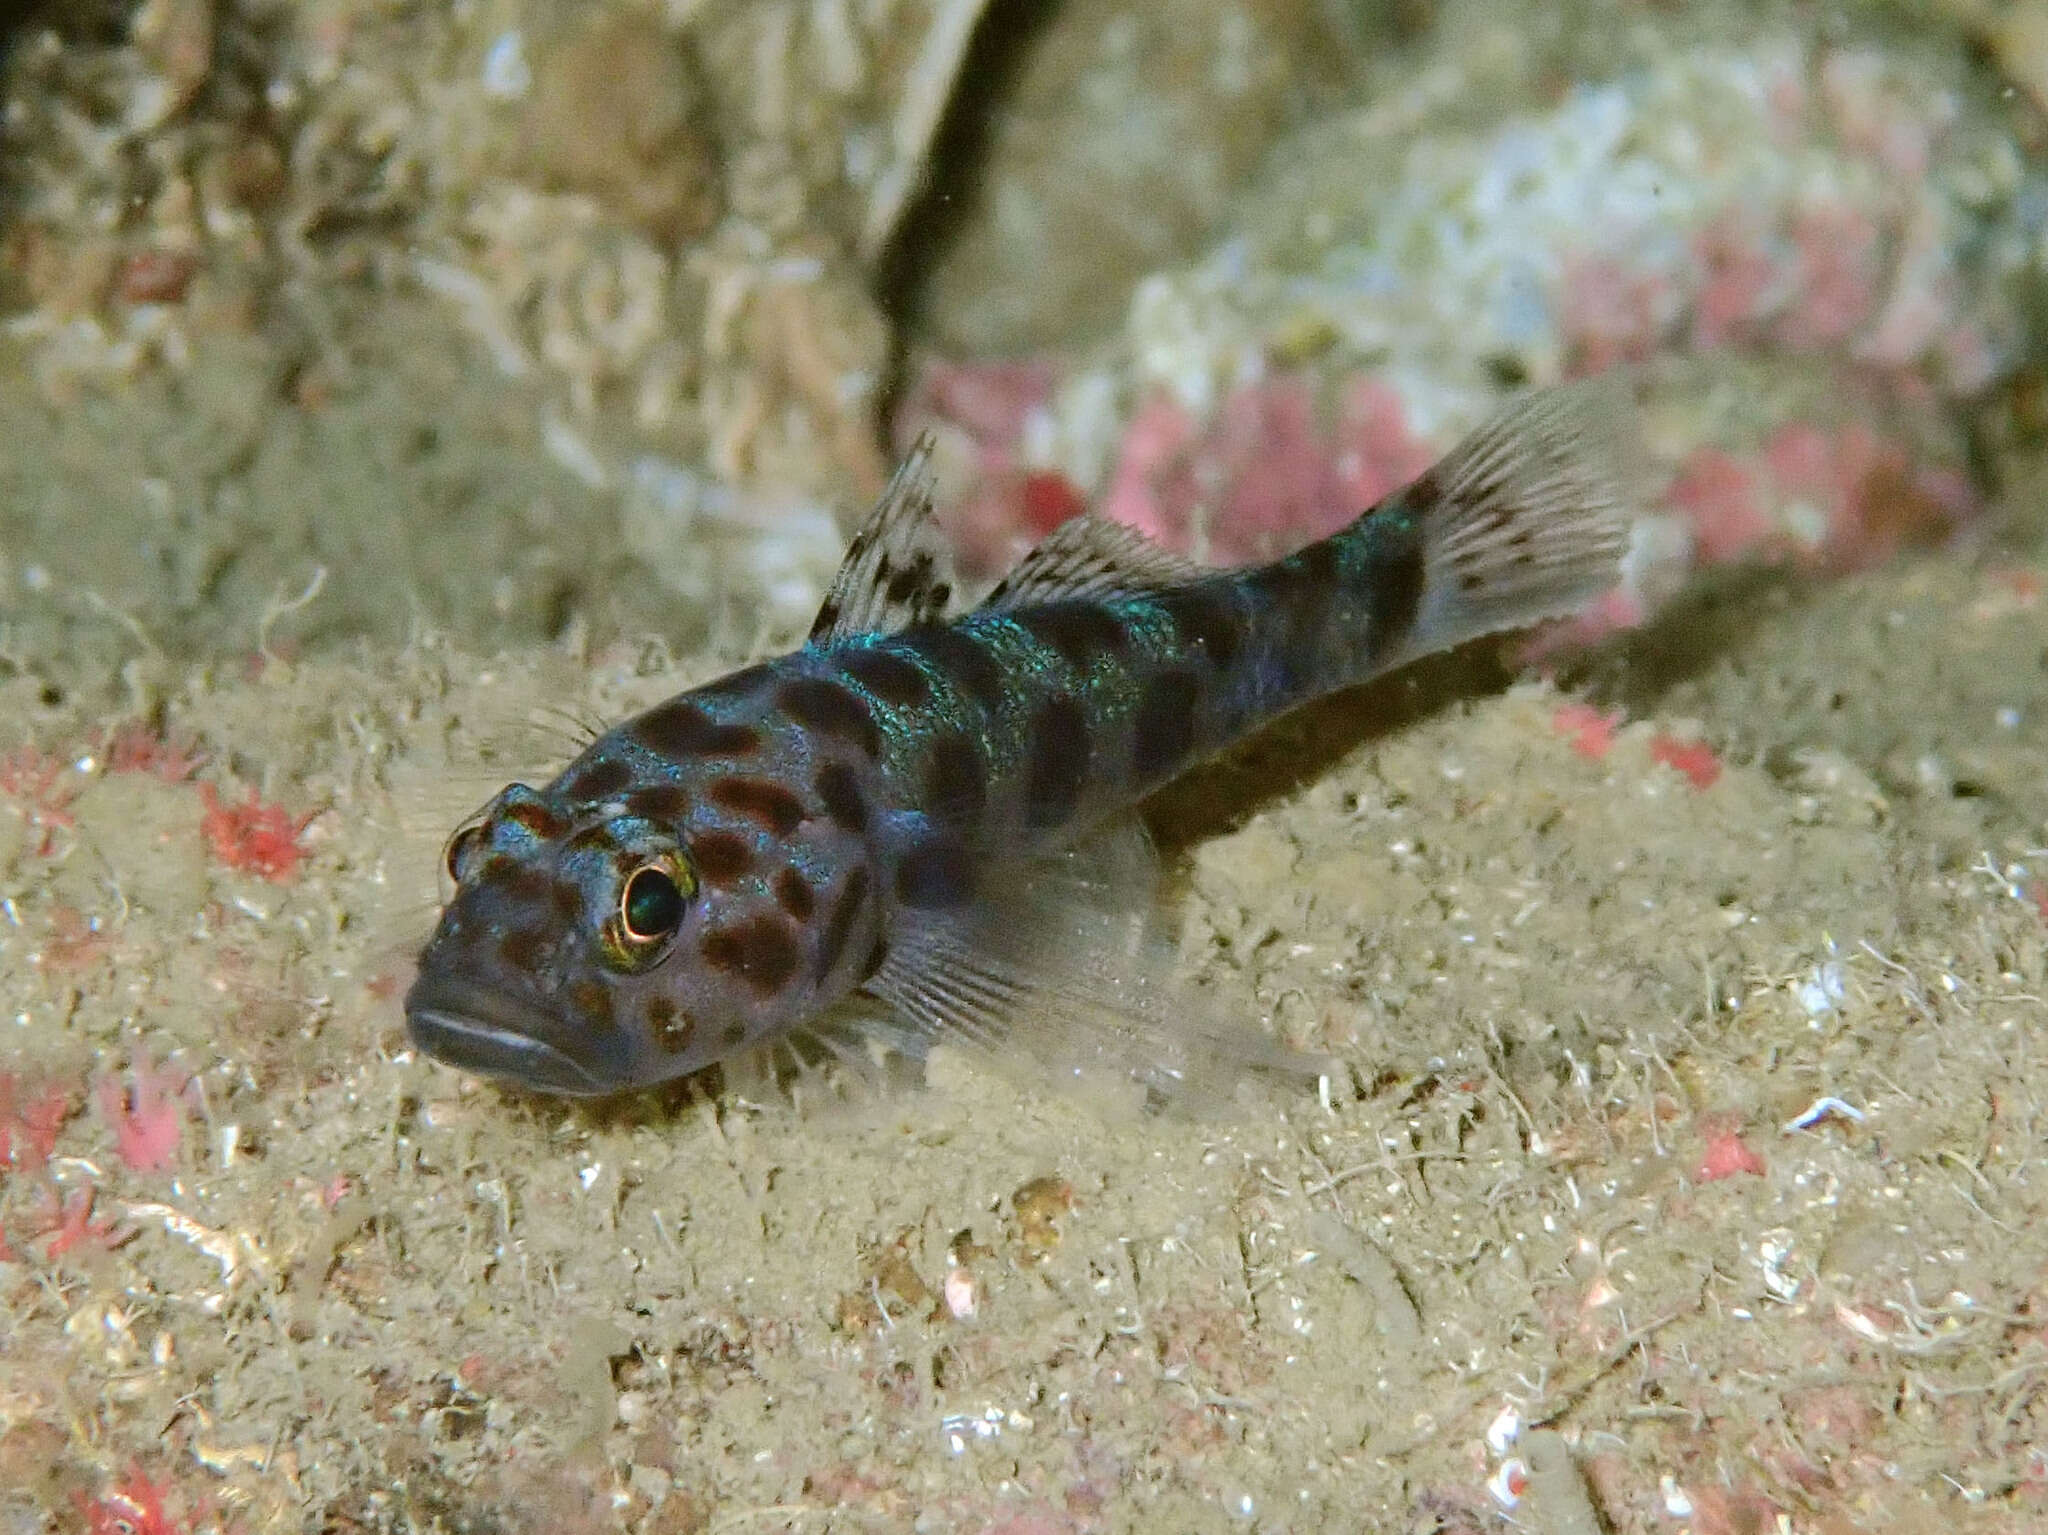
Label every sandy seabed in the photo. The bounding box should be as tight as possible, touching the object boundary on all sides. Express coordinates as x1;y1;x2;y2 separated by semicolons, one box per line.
5;311;2048;1532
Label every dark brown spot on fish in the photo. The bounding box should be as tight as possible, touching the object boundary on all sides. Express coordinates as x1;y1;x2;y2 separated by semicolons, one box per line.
488;860;555;904
503;799;569;839
497;927;548;974
1133;668;1203;782
688;830;753;886
925;734;986;825
895;834;975;909
1163;587;1244;669
1253;544;1335;618
880;552;921;601
774;866;815;921
1364;528;1427;655
647;994;693;1054
778;677;882;757
1025;694;1090;830
1258;541;1341;688
629;699;761;758
1018;604;1129;673
568;980;616;1030
722;1021;748;1048
624;783;691;824
701;914;802;994
551;880;583;921
862;936;889;981
814;761;869;834
817;865;869;980
884;551;933;605
564;755;632;802
708;777;806;836
913;626;1009;716
841;645;931;708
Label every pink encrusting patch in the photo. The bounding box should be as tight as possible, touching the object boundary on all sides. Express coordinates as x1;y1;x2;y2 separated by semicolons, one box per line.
1650;734;1723;790
911;357;1057;447
1664;419;1974;581
39;1183;120;1260
1696;1125;1767;1182
1103;390;1202;545
1667;447;1772;565
1104;373;1443;563
1208;372;1345;564
1332;375;1438;512
95;1050;192;1174
98;721;206;782
76;1467;187;1535
1689;213;1783;349
1018;469;1087;537
0;746;79;858
1776;204;1881;351
895;356;1066;573
1558;253;1673;374
1552;702;1624;761
199;781;316;882
0;1073;70;1173
1521;586;1649;660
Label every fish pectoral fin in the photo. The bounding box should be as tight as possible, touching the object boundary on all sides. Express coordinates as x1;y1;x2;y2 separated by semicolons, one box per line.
809;432;959;644
865;816;1328;1108
979;513;1204;611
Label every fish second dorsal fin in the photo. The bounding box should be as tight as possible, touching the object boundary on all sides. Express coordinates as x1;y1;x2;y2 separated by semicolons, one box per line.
808;434;958;644
980;513;1203;612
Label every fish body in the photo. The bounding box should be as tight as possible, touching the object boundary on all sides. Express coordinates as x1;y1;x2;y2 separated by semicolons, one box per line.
406;383;1636;1097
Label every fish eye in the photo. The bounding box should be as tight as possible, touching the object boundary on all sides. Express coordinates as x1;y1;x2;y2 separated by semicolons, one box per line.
444;824;485;883
619;862;688;944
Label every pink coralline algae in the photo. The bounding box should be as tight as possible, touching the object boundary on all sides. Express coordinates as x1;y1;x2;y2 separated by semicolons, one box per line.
1696;1122;1767;1182
1560;254;1677;375
895;357;1064;573
1553;703;1624;762
0;746;79;858
0;1072;70;1173
95;1049;193;1174
77;1468;189;1535
1649;735;1723;791
1101;373;1440;565
198;781;316;883
39;1183;121;1260
1668;420;1971;575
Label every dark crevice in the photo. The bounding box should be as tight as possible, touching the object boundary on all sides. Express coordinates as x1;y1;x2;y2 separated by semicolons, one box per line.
1;0;131;49
870;0;1066;435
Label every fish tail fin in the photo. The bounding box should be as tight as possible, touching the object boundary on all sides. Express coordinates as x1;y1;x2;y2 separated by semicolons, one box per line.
1373;373;1641;668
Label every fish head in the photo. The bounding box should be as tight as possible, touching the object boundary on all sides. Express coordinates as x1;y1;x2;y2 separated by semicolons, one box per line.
405;764;876;1096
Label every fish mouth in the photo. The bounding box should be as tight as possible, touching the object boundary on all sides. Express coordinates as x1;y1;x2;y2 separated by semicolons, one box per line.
404;976;615;1097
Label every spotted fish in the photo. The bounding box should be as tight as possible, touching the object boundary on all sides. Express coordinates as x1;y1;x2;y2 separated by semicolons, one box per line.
405;382;1637;1098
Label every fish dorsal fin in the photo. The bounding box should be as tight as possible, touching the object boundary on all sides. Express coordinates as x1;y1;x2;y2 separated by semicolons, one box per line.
980;514;1202;612
809;434;957;644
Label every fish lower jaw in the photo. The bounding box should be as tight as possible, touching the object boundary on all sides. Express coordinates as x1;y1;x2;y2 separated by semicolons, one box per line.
405;1003;613;1096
